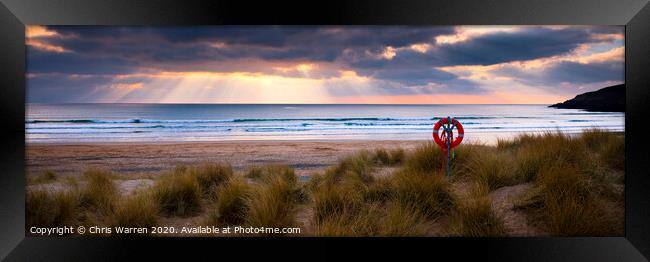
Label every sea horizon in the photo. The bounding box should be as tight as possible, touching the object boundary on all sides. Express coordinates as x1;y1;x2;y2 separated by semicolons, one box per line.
26;103;625;144
27;102;553;105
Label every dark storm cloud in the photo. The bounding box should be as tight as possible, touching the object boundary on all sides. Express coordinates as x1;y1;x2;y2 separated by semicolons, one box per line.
493;60;624;90
30;26;612;71
27;74;114;102
27;48;135;75
29;26;618;70
350;62;483;93
37;26;454;65
369;67;456;85
546;61;624;84
432;27;597;66
331;26;621;92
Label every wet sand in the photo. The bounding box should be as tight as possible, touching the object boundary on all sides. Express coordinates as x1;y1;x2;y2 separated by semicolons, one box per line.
27;140;426;178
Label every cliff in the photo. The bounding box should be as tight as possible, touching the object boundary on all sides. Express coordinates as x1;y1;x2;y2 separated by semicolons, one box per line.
549;84;625;112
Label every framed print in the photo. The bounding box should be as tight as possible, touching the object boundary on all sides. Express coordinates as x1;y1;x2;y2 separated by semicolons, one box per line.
1;0;649;261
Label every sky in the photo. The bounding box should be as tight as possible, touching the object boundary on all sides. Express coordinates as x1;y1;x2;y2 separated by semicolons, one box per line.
26;25;624;104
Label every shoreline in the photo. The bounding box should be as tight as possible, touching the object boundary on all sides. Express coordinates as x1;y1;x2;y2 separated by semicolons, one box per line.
26;130;624;148
26;138;431;146
27;140;426;178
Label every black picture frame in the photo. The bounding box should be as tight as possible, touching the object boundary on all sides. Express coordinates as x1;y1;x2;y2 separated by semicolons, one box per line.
1;0;649;260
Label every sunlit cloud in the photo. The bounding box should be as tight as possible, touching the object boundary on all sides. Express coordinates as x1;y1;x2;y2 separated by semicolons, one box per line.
26;25;59;38
591;33;624;41
90;69;373;103
382;46;397;60
271;63;319;78
26;25;74;53
435;26;521;45
567;46;624;64
108;82;144;90
26;39;71;53
208;41;227;48
409;43;431;53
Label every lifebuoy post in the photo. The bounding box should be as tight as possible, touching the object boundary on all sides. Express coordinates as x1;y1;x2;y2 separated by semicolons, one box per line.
432;116;464;177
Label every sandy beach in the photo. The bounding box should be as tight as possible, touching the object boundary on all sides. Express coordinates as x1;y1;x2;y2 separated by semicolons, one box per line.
27;140;425;178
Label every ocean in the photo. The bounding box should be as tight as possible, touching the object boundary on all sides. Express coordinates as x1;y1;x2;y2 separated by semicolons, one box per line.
26;104;625;144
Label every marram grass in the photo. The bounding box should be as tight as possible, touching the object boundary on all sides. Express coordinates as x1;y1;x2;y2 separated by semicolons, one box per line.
25;130;623;237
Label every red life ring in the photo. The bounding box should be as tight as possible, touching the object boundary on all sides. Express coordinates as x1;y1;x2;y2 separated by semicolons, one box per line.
432;117;464;150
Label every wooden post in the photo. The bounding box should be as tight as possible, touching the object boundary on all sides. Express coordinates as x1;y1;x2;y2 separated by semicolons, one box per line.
446;116;452;177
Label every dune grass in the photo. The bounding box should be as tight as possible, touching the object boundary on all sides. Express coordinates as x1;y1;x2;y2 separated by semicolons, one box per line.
28;170;58;185
25;129;624;237
26;189;81;229
362;176;394;203
312;179;364;225
502;131;594;183
63;176;79;188
311;173;434;236
246;171;300;231
323;151;376;184
310;158;378;236
403;142;446;174
371;147;405;166
581;129;625;171
81;169;118;211
208;165;304;232
110;192;159;231
151;170;202;217
26;169;119;230
206;177;251;225
310;144;454;236
150;163;235;217
391;169;455;219
378;203;430;236
247;165;298;184
515;162;622;236
245;166;264;180
314;201;429;236
462;151;516;191
177;163;233;196
493;130;624;235
448;183;505;236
